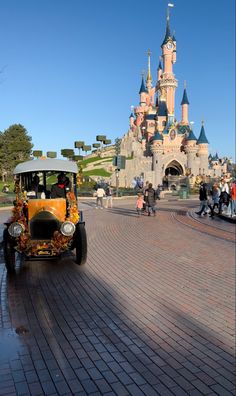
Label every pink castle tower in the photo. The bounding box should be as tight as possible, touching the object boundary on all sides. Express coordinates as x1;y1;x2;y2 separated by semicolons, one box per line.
116;5;212;188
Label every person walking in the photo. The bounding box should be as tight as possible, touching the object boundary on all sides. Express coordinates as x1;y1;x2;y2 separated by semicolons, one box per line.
146;183;157;216
208;183;220;218
195;182;209;216
156;185;162;200
143;181;149;213
136;193;145;217
219;182;230;215
96;187;106;209
221;179;229;194
105;185;113;208
230;180;236;217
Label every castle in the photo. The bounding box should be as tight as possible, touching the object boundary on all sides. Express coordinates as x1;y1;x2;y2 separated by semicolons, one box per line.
111;8;227;189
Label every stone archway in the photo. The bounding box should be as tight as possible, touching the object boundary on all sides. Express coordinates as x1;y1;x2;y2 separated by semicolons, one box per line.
165;160;184;176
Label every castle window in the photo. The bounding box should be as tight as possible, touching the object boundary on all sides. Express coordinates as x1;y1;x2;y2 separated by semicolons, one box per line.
162;121;166;126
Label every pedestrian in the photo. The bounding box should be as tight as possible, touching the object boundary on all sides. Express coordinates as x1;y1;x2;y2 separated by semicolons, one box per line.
146;183;157;216
208;183;220;218
156;184;162;200
105;185;113;208
143;181;149;213
136;193;145;217
219;189;230;215
195;182;209;217
221;179;229;194
2;184;9;193
95;186;106;209
230;180;236;217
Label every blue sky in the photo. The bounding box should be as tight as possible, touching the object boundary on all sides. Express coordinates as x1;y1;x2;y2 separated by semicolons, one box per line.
0;0;235;160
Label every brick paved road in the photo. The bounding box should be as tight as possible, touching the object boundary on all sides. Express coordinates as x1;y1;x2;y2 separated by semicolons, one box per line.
0;199;235;396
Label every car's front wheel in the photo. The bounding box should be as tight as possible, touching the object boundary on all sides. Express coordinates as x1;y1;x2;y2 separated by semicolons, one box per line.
3;229;16;273
74;223;87;265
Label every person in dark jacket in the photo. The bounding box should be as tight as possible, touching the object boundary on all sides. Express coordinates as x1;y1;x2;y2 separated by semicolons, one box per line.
195;182;208;216
219;190;230;215
146;183;157;216
51;173;67;198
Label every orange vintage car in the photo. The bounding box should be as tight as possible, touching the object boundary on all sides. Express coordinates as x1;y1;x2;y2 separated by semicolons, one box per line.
3;159;87;273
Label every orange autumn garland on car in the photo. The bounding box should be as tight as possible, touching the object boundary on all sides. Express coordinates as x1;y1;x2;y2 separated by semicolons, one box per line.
11;190;79;256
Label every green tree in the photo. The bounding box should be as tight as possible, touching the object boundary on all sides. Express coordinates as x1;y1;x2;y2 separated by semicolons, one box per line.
33;150;43;158
61;149;75;159
83;145;91;155
0;124;33;181
74;141;84;154
47;151;57;158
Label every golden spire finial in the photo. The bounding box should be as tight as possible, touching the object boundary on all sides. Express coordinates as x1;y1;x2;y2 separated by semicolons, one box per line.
184;80;186;89
146;49;152;82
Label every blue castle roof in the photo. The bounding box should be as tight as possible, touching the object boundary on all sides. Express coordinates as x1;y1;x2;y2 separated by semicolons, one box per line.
158;100;168;117
139;76;148;94
153;131;163;141
146;114;156;120
187;129;197;141
162;17;172;47
181;88;190;105
197;124;209;144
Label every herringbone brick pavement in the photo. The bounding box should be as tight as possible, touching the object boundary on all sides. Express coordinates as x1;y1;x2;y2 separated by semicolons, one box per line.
0;199;235;395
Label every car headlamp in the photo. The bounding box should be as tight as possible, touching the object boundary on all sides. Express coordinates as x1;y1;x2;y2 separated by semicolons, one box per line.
8;222;25;238
60;221;75;236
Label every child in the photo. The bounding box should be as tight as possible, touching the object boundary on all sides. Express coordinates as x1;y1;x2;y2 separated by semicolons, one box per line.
136;193;145;217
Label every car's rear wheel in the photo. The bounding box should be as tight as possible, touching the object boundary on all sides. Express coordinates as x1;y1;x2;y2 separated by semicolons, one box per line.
74;223;87;265
3;229;16;273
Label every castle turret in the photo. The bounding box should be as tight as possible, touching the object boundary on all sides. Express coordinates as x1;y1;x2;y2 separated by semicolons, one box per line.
129;112;134;127
197;122;209;175
185;128;198;175
158;8;178;117
139;74;147;107
151;131;163;186
181;82;190;124
157;99;168;132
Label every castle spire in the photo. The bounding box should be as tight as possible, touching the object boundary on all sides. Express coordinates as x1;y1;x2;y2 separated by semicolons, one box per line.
181;81;190;105
180;81;190;124
139;72;147;94
139;71;147;106
197;121;209;144
161;6;172;47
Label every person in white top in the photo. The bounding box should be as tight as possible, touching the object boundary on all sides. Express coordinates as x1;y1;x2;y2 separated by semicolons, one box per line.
96;187;106;209
221;180;229;194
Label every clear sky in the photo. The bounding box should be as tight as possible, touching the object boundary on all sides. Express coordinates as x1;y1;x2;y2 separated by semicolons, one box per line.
0;0;235;160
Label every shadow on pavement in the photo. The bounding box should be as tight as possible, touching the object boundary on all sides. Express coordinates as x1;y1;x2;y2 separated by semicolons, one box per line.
0;258;235;395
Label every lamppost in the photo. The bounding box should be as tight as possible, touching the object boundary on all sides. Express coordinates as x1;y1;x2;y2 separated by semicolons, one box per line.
115;168;120;197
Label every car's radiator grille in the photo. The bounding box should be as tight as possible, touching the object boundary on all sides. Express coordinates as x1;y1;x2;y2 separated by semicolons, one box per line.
30;211;60;240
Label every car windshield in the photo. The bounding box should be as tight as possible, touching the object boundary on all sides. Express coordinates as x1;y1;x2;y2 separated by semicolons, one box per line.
15;170;77;199
13;159;78;199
